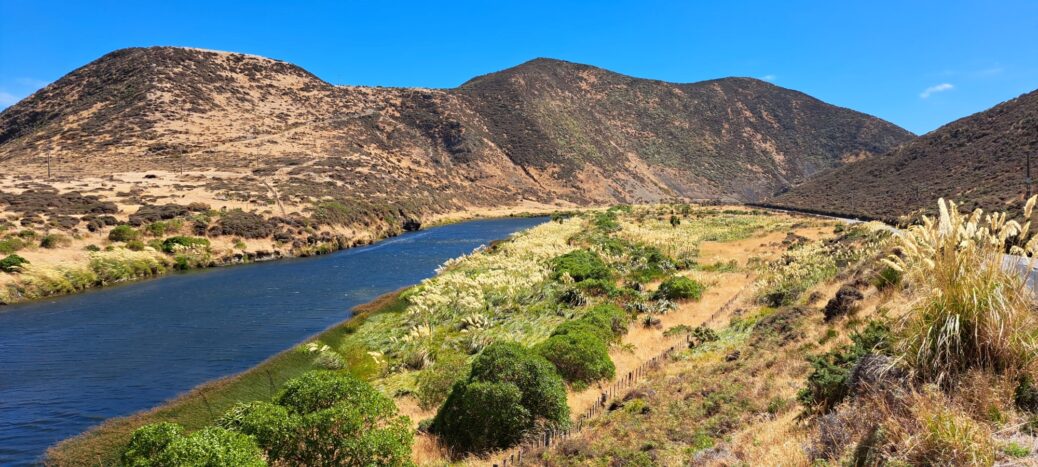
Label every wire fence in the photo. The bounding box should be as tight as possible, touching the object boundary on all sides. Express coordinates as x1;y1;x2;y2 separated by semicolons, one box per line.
493;284;751;466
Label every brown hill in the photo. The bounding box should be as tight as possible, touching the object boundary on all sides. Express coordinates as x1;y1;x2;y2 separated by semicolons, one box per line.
767;89;1038;223
0;48;911;209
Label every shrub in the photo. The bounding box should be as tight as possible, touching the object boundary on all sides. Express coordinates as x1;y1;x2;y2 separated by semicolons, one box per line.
221;371;413;466
888;197;1038;385
552;319;614;344
155;427;265;467
552;249;611;282
212;210;273;239
122;422;183;467
416;351;469;410
0;254;29;273
161;236;211;253
431;342;568;454
914;407;995;466
39;233;70;249
535;331;615;387
798;321;891;415
653;276;705;301
108;225;139;242
592;211;620;232
0;237;25;254
126;240;146;251
123;423;264;467
581;303;629;340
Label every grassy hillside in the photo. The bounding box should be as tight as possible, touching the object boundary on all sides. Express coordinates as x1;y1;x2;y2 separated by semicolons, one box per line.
47;205;839;465
532;199;1038;466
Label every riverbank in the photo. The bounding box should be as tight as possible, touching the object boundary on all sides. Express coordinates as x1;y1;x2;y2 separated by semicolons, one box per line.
0;201;570;307
44;205;835;465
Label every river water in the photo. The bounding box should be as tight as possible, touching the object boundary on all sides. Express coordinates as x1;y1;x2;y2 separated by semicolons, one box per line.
0;217;546;465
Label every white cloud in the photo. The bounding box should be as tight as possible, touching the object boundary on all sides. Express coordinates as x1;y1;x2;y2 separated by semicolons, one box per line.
761;74;776;82
920;83;954;98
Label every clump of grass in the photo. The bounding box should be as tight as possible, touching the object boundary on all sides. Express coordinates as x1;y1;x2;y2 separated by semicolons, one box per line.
0;254;29;272
885;197;1038;385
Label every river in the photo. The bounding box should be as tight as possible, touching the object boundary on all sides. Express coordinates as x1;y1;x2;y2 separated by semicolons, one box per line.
0;216;546;465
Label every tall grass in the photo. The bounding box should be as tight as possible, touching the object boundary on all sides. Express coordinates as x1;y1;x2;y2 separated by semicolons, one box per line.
885;197;1038;385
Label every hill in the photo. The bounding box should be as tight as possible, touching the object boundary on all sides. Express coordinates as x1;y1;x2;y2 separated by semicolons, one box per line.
0;47;911;304
767;89;1038;222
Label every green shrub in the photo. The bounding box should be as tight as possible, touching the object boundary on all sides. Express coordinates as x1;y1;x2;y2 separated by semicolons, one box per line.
797;321;890;415
535;331;615;387
122;422;183;467
552;319;614;344
123;423;264;467
653;276;705;301
220;371;413;466
84;244;101;252
592;211;620;232
0;254;29;273
109;225;139;242
416;351;469;410
155;427;265;467
573;278;619;296
126;240;146;251
39;233;70;249
217;402;293;461
552;249;611;282
0;237;25;254
581;303;629;340
431;342;568;454
161;236;211;253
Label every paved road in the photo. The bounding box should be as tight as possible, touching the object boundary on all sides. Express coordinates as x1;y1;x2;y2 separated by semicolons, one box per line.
758;205;1038;292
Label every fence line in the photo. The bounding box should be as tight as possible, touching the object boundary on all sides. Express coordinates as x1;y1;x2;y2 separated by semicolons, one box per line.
493;282;754;466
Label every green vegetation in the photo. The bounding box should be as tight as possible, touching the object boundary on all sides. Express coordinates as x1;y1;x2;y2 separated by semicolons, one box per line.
653;275;705;301
109;224;140;242
797;321;891;415
0;236;25;254
552;249;611;282
123;423;265;467
535;330;615;387
39;233;70;249
161;236;211;253
431;342;569;454
0;254;28;273
217;371;413;465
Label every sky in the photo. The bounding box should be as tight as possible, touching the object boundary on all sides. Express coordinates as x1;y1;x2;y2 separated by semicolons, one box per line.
1;1;1036;135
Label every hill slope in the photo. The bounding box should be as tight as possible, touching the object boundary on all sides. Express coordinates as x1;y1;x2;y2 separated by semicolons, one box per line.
0;47;912;208
768;89;1038;222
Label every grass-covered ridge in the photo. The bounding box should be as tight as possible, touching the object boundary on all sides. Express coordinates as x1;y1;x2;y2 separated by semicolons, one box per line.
47;205;819;465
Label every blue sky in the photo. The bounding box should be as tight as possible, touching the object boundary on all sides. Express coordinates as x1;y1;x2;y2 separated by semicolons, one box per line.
1;1;1036;134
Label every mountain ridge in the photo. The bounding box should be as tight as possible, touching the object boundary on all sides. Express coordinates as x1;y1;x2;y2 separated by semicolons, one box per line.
767;88;1038;222
0;46;912;207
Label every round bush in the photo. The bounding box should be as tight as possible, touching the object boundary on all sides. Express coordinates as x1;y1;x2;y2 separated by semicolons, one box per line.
431;381;530;452
654;276;705;301
581;303;629;339
552;249;611;282
123;424;264;467
122;422;183;467
108;225;140;242
535;331;615;386
274;370;390;414
155;426;265;467
431;342;568;454
217;401;294;460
